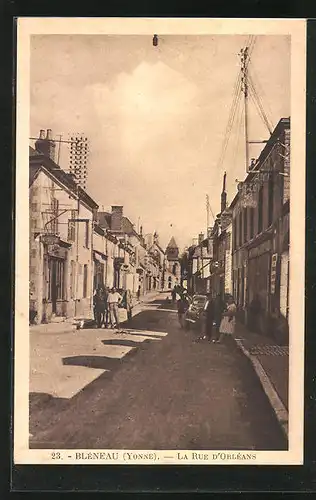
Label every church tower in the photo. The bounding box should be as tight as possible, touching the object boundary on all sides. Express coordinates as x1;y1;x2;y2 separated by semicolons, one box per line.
166;236;179;261
165;236;181;287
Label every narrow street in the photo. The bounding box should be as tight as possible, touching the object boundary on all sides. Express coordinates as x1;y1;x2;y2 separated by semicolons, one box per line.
30;295;287;451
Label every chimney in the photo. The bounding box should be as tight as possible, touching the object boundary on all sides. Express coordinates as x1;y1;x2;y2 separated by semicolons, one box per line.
111;206;123;231
198;232;204;245
35;128;56;162
221;171;227;213
207;226;213;238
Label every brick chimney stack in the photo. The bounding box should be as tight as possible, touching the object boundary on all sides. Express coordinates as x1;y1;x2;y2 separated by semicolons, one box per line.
35;128;56;162
111;206;123;231
198;232;204;245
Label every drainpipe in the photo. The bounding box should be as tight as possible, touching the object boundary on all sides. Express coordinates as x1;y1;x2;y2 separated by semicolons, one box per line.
89;217;94;316
74;185;80;318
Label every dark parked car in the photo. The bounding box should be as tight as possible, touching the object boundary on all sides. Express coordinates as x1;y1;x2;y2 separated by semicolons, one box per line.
184;294;208;330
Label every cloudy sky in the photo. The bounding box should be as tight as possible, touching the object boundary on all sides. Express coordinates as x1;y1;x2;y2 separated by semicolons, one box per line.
30;34;290;251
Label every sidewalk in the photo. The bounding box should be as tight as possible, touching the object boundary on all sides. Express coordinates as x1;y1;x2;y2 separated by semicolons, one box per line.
233;321;289;437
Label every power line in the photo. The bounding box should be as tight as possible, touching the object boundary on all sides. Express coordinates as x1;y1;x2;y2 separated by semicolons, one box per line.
215;36;257;175
249;65;274;127
248;74;273;134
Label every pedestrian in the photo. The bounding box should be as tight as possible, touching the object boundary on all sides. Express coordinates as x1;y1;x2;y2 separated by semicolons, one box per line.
217;295;237;343
107;287;123;329
177;294;189;328
137;285;141;301
211;293;225;342
124;289;133;321
103;287;110;328
93;288;106;328
203;293;214;341
171;287;177;303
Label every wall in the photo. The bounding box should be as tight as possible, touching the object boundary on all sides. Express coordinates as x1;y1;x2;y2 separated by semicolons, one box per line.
30;167;94;322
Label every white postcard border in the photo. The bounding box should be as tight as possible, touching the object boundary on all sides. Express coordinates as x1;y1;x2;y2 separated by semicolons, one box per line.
14;17;306;466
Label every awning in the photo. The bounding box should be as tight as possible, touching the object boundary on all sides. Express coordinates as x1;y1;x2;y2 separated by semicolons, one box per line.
93;250;107;263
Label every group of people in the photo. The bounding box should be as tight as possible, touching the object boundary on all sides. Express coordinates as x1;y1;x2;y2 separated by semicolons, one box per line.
200;293;237;343
93;287;131;330
174;285;237;344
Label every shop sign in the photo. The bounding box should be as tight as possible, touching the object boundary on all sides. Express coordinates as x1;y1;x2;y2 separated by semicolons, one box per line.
249;239;271;259
270;253;278;294
237;182;257;208
47;244;67;259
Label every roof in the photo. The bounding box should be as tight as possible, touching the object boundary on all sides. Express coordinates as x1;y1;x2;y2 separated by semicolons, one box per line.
166;236;179;249
229;117;290;210
97;211;139;237
29;146;99;210
122;216;137;236
97;212;111;230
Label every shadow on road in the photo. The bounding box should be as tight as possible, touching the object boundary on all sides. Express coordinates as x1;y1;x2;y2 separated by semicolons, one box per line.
62;355;125;371
102;338;153;348
29;392;68;411
29;392;69;439
119;310;171;332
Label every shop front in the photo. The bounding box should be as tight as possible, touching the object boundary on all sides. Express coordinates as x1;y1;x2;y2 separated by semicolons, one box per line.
247;236;272;335
42;239;70;321
93;250;107;291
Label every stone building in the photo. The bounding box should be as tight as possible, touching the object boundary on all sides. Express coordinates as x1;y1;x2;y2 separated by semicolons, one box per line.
97;206;144;293
231;117;290;342
165;236;181;289
29;130;98;324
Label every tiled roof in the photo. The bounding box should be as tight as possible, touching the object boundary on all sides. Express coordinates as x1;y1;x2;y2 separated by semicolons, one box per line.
29;146;99;209
97;212;111;230
166;236;178;249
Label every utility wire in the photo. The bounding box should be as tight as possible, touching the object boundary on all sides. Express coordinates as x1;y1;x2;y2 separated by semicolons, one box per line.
216;36;256;174
249;68;274;130
217;73;243;171
248;74;273;134
232;93;245;170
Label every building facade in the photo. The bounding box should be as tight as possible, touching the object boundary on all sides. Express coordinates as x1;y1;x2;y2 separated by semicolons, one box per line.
29;135;98;324
231;117;290;341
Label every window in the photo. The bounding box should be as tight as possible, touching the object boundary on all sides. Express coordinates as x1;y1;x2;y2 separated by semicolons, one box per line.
50;198;59;234
243;208;248;244
258;185;264;233
268;176;274;226
249;208;254;239
55;259;65;300
68;210;76;242
84;221;90;248
70;260;76;298
47;257;65;301
239;211;243;248
83;264;88;298
232;217;237;251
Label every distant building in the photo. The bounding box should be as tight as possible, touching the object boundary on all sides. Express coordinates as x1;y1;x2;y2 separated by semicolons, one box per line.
165;236;181;289
145;232;165;291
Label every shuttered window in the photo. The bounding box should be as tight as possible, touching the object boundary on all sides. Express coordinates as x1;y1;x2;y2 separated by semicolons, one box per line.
68;210;76;242
83;264;88;298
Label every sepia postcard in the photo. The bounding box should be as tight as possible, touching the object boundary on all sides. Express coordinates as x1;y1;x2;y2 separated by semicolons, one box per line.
14;17;306;466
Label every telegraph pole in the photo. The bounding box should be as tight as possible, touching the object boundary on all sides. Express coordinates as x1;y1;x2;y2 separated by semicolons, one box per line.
240;46;250;172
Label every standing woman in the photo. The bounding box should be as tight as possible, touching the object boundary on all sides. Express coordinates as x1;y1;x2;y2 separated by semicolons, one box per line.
217;295;237;343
